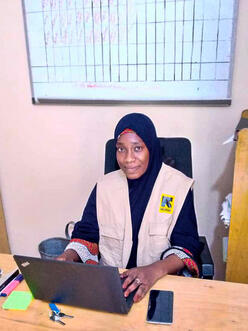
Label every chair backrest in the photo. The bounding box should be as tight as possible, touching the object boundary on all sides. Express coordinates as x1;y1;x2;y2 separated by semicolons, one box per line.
105;137;193;178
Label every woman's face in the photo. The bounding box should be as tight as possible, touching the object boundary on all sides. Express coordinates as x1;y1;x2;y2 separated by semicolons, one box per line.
116;132;149;179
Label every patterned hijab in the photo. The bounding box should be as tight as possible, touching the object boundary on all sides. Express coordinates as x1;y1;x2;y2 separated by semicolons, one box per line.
114;113;162;267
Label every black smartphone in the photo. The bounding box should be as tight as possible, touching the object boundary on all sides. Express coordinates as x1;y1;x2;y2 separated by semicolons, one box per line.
146;290;174;325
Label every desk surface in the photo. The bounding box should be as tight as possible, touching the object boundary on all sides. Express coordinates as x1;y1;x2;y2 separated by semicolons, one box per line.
1;254;248;330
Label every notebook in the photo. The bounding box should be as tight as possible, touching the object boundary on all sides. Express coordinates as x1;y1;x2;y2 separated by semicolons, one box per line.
13;255;135;314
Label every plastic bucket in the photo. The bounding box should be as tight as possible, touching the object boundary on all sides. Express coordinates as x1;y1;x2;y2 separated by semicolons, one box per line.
38;221;75;260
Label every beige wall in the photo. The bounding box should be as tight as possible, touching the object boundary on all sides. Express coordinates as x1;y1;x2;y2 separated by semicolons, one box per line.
0;1;247;280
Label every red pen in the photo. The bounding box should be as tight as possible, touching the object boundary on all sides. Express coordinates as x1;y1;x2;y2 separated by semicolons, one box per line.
0;274;24;297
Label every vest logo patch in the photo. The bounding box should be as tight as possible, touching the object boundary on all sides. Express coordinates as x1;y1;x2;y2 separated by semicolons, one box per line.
159;194;175;214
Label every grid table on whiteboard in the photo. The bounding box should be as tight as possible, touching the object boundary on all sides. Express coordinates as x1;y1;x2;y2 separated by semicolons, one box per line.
23;0;238;102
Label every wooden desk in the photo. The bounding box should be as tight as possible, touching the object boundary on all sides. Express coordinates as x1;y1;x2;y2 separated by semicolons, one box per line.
1;254;248;330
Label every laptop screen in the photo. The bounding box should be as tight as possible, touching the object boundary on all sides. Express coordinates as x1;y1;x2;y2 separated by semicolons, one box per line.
14;255;134;314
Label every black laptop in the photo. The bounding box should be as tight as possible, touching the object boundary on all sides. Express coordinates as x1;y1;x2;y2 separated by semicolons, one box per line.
14;255;135;314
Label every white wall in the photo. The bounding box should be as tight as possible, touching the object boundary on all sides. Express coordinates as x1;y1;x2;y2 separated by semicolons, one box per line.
0;0;247;280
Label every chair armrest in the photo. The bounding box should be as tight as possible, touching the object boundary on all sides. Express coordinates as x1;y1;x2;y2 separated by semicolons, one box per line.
199;236;214;279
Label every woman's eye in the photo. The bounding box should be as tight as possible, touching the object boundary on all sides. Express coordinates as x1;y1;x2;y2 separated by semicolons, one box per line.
117;147;125;152
134;146;142;152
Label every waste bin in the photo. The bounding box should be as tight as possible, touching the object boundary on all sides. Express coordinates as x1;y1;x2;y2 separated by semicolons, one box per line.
38;221;75;259
38;237;70;259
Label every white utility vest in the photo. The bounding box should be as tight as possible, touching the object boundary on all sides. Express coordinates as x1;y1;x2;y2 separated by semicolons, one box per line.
96;163;193;268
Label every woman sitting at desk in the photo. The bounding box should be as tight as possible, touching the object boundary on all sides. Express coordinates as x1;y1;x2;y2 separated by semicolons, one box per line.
58;113;202;302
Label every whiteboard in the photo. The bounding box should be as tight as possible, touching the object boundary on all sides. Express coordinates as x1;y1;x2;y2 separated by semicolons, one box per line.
22;0;239;104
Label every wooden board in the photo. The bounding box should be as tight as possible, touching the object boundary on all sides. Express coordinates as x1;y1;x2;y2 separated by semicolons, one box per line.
226;118;248;283
0;194;10;253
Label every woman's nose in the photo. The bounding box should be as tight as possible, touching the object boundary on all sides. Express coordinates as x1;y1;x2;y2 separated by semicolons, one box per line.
125;149;135;162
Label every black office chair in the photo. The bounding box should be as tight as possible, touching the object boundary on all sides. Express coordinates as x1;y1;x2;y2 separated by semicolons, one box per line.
104;137;214;279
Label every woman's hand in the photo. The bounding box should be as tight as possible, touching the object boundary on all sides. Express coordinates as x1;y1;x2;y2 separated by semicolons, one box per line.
120;263;163;303
56;249;81;262
120;255;184;302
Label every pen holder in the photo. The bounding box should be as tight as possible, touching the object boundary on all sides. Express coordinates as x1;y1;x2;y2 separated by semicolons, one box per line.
38;221;75;260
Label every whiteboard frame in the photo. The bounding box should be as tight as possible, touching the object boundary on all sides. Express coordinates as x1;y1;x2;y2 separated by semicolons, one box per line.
22;0;239;105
